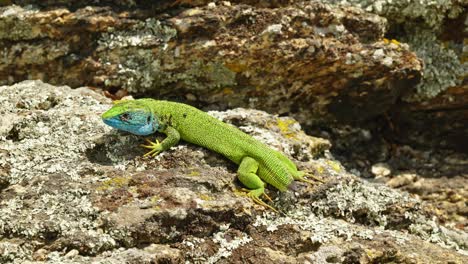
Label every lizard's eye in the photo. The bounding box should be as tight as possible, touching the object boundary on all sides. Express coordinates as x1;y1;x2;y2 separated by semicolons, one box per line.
147;116;151;124
120;113;130;121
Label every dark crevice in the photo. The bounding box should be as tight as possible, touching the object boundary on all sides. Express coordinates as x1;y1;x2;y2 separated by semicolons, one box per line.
6;126;20;142
85;143;114;165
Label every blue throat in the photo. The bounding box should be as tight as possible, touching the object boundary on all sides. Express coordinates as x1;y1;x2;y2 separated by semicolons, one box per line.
103;114;158;136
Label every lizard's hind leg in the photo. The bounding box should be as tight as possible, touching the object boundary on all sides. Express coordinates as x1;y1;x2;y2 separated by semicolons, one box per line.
237;157;279;213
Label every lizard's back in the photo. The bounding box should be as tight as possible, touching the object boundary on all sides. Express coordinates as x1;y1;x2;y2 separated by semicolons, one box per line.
148;99;294;191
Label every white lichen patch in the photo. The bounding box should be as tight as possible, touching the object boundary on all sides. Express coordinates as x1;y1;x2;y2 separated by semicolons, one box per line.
97;17;237;94
207;227;252;264
0;81;111;184
0;240;35;263
407;213;468;253
98;18;176;50
254;178;468;254
331;0;464;30
0;80;122;261
255;210;384;244
311;179;414;226
97;18;177;92
262;24;283;35
402;30;464;101
0;5;43;41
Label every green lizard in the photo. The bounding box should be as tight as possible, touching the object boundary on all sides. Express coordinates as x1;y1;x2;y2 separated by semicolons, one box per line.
102;99;316;212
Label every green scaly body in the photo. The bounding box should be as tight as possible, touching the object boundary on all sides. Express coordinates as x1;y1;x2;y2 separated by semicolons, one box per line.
102;99;313;211
147;99;297;191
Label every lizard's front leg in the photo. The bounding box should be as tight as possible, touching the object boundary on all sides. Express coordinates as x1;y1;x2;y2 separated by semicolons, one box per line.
141;126;180;157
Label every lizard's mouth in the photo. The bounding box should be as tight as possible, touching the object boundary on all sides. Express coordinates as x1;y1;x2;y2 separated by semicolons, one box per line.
102;117;117;127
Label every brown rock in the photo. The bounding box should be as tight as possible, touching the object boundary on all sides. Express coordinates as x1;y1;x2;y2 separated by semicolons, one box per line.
0;2;422;123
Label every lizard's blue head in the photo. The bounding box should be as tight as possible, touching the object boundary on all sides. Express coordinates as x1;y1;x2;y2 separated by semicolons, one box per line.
101;99;158;136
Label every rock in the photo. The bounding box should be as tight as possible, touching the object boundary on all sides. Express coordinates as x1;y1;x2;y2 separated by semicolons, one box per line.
64;249;79;258
0;1;422;124
0;81;466;263
371;163;391;178
336;0;466;155
386;173;417;188
32;248;48;261
227;246;297;264
333;0;465;102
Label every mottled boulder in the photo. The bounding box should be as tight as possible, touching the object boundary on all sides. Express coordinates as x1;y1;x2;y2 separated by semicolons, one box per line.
0;81;466;263
324;0;466;102
322;0;467;153
0;1;422;124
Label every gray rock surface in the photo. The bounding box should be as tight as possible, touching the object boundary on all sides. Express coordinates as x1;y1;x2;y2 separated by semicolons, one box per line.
0;81;466;263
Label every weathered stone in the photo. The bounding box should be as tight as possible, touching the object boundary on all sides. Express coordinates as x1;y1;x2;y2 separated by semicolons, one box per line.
328;0;466;102
0;1;422;124
1;80;466;263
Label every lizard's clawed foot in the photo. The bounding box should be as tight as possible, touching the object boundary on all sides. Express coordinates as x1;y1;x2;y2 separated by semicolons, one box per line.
140;138;163;157
240;188;279;213
294;171;325;184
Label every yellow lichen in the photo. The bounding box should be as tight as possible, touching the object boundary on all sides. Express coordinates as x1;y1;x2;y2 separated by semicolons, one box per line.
198;193;214;201
224;62;248;73
366;249;381;259
97;176;130;191
315;165;325;174
150;195;162;210
276;118;298;139
383;38;401;46
326;160;341;172
222;88;234;95
189;170;201;177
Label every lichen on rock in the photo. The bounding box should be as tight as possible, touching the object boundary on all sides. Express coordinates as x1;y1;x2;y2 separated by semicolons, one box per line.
327;0;466;101
97;18;178;92
0;1;424;123
1;81;466;263
401;30;465;101
329;0;465;30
